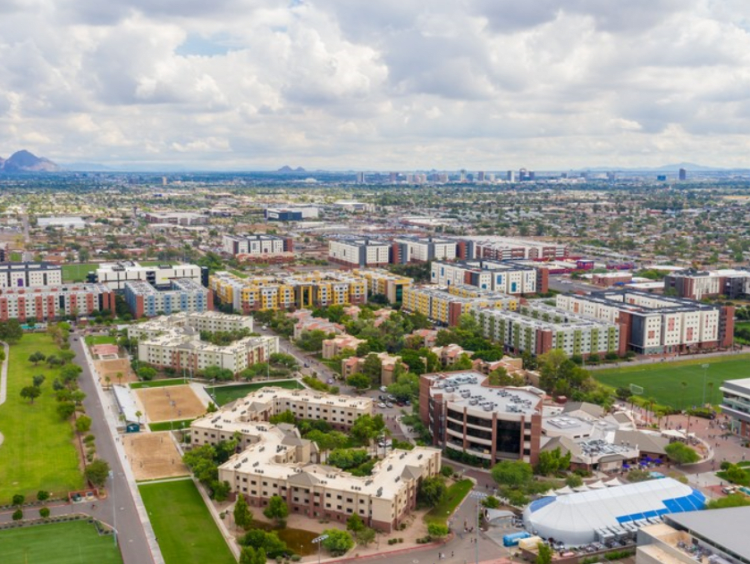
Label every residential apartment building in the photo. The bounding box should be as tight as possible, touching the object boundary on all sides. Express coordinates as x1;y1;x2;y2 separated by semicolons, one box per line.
190;387;439;532
720;377;750;439
341;352;407;386
129;312;275;375
291;311;345;340
467;237;568;260
222;234;294;256
123;278;213;318
392;237;457;263
328;238;390;268
664;268;750;300
402;285;518;326
430;260;540;295
91;261;207;291
471;302;624;357
0;283;115;322
419;371;543;465
555;290;733;354
127;311;253;341
322;335;366;359
0;262;63;288
209;271;367;313
353;269;412;303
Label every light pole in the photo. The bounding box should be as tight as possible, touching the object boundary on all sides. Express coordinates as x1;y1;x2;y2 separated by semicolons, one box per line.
312;534;328;564
109;470;117;547
702;364;709;406
469;491;487;564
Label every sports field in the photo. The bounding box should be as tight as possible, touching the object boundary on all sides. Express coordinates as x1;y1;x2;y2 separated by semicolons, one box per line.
85;335;117;346
129;379;190;389
0;334;83;503
593;353;750;409
139;479;235;564
0;520;122;564
61;262;100;282
209;379;304;406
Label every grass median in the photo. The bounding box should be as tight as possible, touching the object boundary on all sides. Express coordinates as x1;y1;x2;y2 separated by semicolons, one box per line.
424;479;474;525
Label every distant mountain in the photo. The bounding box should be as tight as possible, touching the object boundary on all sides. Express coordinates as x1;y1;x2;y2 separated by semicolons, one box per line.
276;165;306;173
0;150;61;172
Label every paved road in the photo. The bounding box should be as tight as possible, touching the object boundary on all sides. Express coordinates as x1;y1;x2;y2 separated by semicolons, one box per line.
71;335;159;564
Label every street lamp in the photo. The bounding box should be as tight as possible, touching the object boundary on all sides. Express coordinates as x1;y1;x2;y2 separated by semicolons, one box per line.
702;364;709;406
469;491;487;564
312;534;329;564
108;470;117;547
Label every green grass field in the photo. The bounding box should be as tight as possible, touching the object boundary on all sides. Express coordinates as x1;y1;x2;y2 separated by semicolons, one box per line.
0;520;123;564
129;379;191;390
0;334;83;503
61;263;100;282
209;379;304;406
594;353;750;409
149;419;195;432
424;479;474;525
85;335;117;346
139;479;235;564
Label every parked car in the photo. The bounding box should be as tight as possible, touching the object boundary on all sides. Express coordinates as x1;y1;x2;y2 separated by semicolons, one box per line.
385;402;393;408
378;402;386;408
380;386;388;393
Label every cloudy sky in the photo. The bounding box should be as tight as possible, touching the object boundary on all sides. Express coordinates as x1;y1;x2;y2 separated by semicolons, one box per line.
2;0;750;170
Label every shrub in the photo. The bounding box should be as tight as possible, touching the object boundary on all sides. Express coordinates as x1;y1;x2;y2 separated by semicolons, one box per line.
12;494;24;506
12;509;23;521
39;507;51;518
37;491;50;501
440;466;454;477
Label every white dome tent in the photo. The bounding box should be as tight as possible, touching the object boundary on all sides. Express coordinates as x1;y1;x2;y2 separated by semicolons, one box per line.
522;478;706;546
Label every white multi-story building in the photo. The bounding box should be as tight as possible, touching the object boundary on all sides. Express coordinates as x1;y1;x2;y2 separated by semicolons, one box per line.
393;237;457;263
127;311;253;341
129;312;275;374
93;261;205;291
463;236;568;260
431;260;537;295
555;290;731;355
222;234;293;256
191;387;440;532
0;262;62;288
328;238;390;268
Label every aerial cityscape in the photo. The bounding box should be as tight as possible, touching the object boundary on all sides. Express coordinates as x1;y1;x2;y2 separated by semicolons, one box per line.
2;3;750;564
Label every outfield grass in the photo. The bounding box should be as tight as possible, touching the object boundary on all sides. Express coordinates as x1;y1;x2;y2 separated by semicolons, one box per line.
594;353;750;409
149;419;194;432
424;479;474;525
61;262;100;282
139;479;235;564
129;379;191;390
0;334;83;504
85;335;117;346
208;379;304;406
0;520;123;564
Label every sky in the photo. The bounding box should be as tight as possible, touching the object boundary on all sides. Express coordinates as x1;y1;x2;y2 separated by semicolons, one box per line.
2;0;750;171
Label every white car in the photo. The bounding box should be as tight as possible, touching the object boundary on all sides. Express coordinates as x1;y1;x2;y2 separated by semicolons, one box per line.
378;402;386;408
379;386;388;393
385;402;393;408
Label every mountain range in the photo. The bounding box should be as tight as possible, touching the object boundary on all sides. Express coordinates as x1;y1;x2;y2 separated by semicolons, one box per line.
0;150;61;172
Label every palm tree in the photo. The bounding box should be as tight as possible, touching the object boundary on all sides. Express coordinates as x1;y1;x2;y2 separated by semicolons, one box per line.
135;410;142;425
116;372;123;386
104;375;111;390
646;397;657;425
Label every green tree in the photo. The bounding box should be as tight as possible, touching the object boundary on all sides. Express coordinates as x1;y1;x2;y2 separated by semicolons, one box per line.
482;495;501;509
269;410;296;425
706;494;750;510
0;319;23;343
355;527;376;546
417;476;446;506
58;349;76;364
84;459;110;487
263;495;289;527
234;494;253;531
240;546;257;564
536;542;553;564
362;354;383;387
321;528;354;556
665;442;700;465
12;508;22;521
137;366;157;381
39;507;51;518
57;401;76;420
32;374;46;387
350;414;386;444
347;372;371;391
386;372;420;402
37;490;50;501
28;351;46;365
204;365;235;382
535;447;571;476
75;415;93;435
427;523;449;539
346;513;365;533
20;385;41;404
491;460;533;488
12;494;25;506
60;363;82;384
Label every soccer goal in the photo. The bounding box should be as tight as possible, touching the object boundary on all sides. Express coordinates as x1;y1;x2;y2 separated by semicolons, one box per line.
629;383;644;396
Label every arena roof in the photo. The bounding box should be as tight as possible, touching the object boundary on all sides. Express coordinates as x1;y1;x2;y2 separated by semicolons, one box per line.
523;477;706;546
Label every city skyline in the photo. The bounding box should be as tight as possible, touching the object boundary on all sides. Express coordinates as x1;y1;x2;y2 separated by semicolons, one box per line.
2;2;750;170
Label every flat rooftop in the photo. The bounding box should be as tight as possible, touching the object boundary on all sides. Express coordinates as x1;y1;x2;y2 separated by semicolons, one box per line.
425;371;541;415
665;506;750;562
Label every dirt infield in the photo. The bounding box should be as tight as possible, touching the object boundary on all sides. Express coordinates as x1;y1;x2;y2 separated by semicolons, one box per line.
95;358;138;385
123;432;190;481
134;385;206;423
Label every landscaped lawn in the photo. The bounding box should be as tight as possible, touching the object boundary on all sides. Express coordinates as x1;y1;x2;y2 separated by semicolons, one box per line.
424;479;474;525
0;520;123;564
0;333;83;504
61;262;100;282
129;379;192;390
149;419;195;432
85;335;118;346
139;479;235;564
593;353;750;409
209;379;304;406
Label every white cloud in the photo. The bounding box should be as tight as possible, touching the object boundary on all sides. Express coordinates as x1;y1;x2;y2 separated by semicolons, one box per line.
0;1;750;168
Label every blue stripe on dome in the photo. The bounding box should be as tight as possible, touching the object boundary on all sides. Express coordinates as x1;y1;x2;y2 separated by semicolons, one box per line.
616;488;706;524
529;496;556;513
